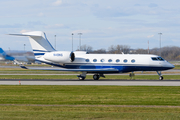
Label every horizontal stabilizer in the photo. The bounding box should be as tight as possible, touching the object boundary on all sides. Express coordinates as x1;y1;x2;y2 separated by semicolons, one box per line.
8;34;41;37
8;31;43;37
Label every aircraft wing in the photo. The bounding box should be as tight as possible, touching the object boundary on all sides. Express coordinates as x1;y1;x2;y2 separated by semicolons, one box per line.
19;65;119;73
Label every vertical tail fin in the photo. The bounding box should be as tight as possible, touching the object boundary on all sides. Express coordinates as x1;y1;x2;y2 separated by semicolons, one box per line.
0;48;15;61
9;31;55;57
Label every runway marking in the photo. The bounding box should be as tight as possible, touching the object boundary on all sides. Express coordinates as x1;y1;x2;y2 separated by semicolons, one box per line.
0;104;180;108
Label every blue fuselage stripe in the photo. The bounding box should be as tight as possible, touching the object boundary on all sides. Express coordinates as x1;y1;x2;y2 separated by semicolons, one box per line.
34;53;45;56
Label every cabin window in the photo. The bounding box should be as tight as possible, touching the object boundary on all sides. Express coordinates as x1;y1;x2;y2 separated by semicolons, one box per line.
157;57;165;61
108;59;112;62
85;59;89;62
131;59;135;63
101;59;105;62
93;59;97;62
116;59;120;63
123;59;128;63
151;57;158;61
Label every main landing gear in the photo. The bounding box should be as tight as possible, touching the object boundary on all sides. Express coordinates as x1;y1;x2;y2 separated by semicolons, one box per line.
93;74;105;80
77;73;105;80
93;74;99;80
77;72;86;80
157;71;163;80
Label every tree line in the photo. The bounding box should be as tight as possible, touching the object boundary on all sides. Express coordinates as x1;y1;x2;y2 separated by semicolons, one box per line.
78;44;180;61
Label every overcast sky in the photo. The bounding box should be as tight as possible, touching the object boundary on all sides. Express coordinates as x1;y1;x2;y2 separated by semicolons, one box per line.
1;0;180;51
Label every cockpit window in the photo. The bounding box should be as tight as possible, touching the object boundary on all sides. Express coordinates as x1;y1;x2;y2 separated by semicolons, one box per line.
151;57;158;61
151;57;165;61
157;57;165;61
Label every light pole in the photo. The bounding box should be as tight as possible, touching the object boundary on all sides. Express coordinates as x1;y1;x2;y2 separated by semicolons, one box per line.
54;35;56;50
78;33;82;50
158;33;162;56
72;33;74;51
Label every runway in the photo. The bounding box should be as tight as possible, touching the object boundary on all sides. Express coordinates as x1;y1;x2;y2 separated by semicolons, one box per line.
0;79;180;86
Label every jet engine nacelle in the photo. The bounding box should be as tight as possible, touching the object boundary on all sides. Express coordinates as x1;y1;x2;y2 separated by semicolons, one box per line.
43;51;75;63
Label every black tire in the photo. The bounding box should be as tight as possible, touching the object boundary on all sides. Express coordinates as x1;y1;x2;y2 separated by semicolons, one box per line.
159;76;163;80
93;75;99;80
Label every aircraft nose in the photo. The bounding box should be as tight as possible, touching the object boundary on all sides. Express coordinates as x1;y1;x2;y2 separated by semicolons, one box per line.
167;62;175;69
162;61;174;70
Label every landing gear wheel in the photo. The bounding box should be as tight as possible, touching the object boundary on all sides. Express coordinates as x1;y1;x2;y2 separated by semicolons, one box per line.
79;77;85;80
157;71;163;80
159;76;163;80
93;75;100;80
77;72;87;80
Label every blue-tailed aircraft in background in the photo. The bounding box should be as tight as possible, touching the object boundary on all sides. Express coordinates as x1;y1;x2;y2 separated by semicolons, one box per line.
8;31;174;80
0;48;15;61
0;48;35;63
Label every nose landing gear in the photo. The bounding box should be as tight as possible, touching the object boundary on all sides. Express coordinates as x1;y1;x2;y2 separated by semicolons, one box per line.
159;76;163;80
157;71;163;80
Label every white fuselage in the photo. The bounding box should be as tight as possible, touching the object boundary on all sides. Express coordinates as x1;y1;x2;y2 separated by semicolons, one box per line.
35;51;174;73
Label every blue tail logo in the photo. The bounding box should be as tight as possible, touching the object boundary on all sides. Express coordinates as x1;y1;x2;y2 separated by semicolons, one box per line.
0;48;15;61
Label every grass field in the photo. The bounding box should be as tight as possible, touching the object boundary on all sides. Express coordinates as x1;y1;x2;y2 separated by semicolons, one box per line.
0;86;180;119
1;106;180;120
0;65;180;119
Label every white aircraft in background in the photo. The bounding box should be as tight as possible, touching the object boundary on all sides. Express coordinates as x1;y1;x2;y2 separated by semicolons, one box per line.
9;31;174;80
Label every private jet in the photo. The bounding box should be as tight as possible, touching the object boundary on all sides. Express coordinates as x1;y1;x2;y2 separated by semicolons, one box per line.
9;31;174;80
